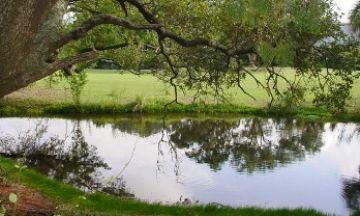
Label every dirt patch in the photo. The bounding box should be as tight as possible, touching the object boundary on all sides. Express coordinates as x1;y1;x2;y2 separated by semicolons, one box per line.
0;184;54;216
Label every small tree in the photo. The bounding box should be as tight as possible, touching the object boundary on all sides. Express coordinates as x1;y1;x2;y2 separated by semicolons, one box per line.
66;72;87;106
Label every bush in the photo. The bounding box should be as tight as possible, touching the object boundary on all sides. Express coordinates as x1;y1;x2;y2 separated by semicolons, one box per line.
66;73;88;106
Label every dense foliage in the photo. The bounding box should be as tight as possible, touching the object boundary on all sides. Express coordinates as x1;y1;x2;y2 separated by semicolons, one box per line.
56;0;360;112
2;0;360;112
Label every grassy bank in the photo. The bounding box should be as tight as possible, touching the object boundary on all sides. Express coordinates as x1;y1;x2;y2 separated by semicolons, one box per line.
0;156;328;216
2;99;360;123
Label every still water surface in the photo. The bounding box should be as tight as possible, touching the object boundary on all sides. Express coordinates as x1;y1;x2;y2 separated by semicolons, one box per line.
0;115;359;215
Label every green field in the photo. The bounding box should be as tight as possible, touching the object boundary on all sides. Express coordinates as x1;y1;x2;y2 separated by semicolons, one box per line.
1;68;360;121
3;69;297;106
5;69;360;110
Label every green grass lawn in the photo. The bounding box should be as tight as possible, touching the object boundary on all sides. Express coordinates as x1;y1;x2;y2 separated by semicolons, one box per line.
6;68;360;109
2;68;360;120
3;69;293;107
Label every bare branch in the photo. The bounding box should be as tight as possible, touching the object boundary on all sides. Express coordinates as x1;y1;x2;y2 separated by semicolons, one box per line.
158;38;180;107
79;42;129;53
234;59;256;101
54;42;129;75
114;0;129;16
53;50;97;70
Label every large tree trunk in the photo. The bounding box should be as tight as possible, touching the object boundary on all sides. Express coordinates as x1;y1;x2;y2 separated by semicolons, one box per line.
0;0;63;98
0;0;253;99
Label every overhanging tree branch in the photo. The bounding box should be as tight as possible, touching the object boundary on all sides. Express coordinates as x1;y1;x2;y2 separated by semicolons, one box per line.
158;37;180;107
79;42;129;53
53;42;130;74
56;0;255;58
55;14;162;49
53;50;97;70
123;0;255;56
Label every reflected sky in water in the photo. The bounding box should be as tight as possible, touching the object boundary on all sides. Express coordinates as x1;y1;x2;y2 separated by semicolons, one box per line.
0;116;359;215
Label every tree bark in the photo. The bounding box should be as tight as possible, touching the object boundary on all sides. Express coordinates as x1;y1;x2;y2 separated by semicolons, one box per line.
0;0;254;98
0;0;62;98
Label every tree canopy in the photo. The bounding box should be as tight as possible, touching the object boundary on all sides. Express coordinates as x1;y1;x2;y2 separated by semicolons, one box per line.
0;0;359;111
351;1;360;31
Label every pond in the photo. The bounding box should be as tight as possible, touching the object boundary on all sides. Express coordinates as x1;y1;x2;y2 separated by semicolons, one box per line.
0;115;359;215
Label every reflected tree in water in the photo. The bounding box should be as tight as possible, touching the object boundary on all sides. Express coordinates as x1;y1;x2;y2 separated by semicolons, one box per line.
343;166;360;212
0;123;107;188
93;116;165;137
169;119;234;170
0;122;133;197
169;118;324;173
230;118;324;173
95;116;326;173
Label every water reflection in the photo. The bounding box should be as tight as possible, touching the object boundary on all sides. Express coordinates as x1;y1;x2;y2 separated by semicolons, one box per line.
92;117;325;173
93;117;164;137
1;116;360;215
0;121;134;197
169;118;324;172
343;166;360;211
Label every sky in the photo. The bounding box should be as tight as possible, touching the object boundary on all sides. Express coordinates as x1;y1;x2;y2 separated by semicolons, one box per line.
333;0;358;23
